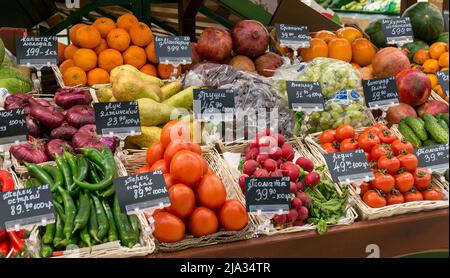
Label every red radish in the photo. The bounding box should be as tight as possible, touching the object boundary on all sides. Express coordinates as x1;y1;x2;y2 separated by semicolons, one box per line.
245;146;259;160
270;169;283;177
253;168;269;177
269;147;282;160
10;137;48;164
242;160;259;176
196;28;233;62
66;105;95;128
298;206;309;221
281;161;300;182
263;159;277;172
287;209;299;223
416;100;449;116
304;172;320;187
256;153;269;165
297;192;311;209
291;198;302;209
281;144;295;161
239;174;248;192
296;181;305;191
276;159;282;167
275;133;285;147
372;47;410;78
46;139;73;160
293;220;304;226
231;20;269;59
396;69;431;106
290;182;297;193
273;214;287;225
255;52;283;77
50;124;78;141
296;157;314;172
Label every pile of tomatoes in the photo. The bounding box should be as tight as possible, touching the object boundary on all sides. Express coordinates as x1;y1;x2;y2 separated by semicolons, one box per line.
136;120;248;243
319;123;444;208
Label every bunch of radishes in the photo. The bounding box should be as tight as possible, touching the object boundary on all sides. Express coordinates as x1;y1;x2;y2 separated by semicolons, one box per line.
238;130;321;227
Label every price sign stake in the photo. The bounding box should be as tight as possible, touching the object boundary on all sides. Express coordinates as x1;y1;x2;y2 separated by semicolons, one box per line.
245;177;291;214
94;101;141;137
324;149;374;184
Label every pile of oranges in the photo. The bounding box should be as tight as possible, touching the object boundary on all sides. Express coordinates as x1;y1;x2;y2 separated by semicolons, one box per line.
58;13;179;86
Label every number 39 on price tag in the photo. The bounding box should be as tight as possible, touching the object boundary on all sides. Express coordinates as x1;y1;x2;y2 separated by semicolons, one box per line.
245;177;291;214
414;144;449;173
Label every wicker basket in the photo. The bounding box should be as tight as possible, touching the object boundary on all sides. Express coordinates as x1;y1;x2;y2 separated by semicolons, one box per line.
25;154;156;258
220;138;358;236
123;147;254;253
304;129;449;220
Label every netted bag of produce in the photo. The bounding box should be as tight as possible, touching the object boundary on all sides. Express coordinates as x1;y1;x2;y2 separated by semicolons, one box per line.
272;57;362;99
184;63;295;141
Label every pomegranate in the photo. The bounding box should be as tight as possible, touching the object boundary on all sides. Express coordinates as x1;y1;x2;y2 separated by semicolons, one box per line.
254;52;283;77
372;47;410;78
396;69;431;106
196;28;233;62
231;20;269;59
229;55;256;72
417;100;449;117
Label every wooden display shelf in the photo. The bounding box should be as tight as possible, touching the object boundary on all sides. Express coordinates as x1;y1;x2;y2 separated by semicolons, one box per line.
148;209;449;258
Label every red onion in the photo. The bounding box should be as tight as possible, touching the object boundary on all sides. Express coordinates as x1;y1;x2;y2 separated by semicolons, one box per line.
66;105;95;128
10;138;48;163
26;116;40;138
99;137;117;152
29;98;64;129
54;88;92;109
46;139;73;160
72;124;104;150
50;123;78;141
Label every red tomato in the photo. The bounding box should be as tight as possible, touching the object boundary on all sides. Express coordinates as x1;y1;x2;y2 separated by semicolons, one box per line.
167;184;196;219
391;139;413;155
364;152;371;162
163;142;192;166
193;153;209;176
363;190;387;208
196;174;227;209
340;138;359;152
422;187;444;201
319;130;336;144
397;153;418;172
359;182;371;197
357;131;381;152
189;207;219;237
218;199;249;231
404;189;424;202
152;211;185;243
322;142;339;153
386;191;405;205
378;129;397;144
170;150;203;187
374;123;389;130
146;141;164;166
370;172;395;194
394;172;414;193
135;165;152;174
377;155;400;175
370;144;391;162
189;142;202;154
413;168;432;191
335;124;356;142
150;159;168;174
164;173;175;188
363;126;382;137
160;120;190;148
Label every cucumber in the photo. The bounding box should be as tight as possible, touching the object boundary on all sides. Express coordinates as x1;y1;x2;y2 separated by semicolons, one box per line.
438;119;449;133
399;120;422;148
435;113;449;126
423;114;449;144
404;116;428;141
417;118;425;127
423;139;437;146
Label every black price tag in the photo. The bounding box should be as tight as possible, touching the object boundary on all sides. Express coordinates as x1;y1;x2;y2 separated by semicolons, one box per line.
436;70;449;97
381;17;414;45
15;36;58;66
245;177;291;213
275;24;311;48
286;81;324;111
0;108;28;145
0;184;55;231
94;101;141;136
324;149;374;184
193;89;235;122
444;11;449;32
154;36;192;65
414;144;449;173
114;171;170;215
362;76;399;109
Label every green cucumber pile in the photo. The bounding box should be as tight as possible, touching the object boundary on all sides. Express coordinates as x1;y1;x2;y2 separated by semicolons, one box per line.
25;147;141;258
398;113;449;148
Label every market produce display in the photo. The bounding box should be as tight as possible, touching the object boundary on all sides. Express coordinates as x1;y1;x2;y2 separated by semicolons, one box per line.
398;113;449;147
331;0;400;14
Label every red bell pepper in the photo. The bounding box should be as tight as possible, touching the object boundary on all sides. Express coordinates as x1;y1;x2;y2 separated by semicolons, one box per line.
0;229;7;242
16;229;30;239
0;170;15;192
8;231;26;254
0;241;10;258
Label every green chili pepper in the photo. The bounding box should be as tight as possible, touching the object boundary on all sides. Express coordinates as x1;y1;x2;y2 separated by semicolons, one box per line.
102;200;118;242
42;223;56;245
100;186;115;198
41;164;63;191
76;155;88;181
101;148;117;178
88;199;100;242
64;151;78;178
59;187;76;240
26;178;41;188
88;159;104;178
72;148;114;191
78;148;105;167
55;154;73;190
73;192;90;233
128;214;141;239
53;201;66;223
92;195;109;241
25;163;55;192
87;160;102;183
40;245;53;258
80;225;91;249
113;196;138;248
53;213;64;247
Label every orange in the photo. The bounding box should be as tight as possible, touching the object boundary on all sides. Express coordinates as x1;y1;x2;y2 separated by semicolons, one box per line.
188;207;218;237
146;141;164;166
351;38;376;66
170;150;203;187
423;59;440;73
140;64;157;76
429;42;447;59
106;28;130;51
152;211;185;243
98;48;123;72
157;63;181;79
167;184;196;219
59;59;74;75
64;43;79;60
427;74;439;88
438;52;449;68
76;26;101;49
69;23;86;45
413;49;431;65
93;17;116;38
328;38;352;62
117;13;139;31
145;40;157;63
299;38;328;62
336;27;362;43
196;174;227;209
218;199;248;231
122;45;147;69
72;48;97;71
63;66;87;86
129;22;153;47
441;67;449;71
313;30;337;43
57;42;66;63
87;68;109;86
94;39;108;55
